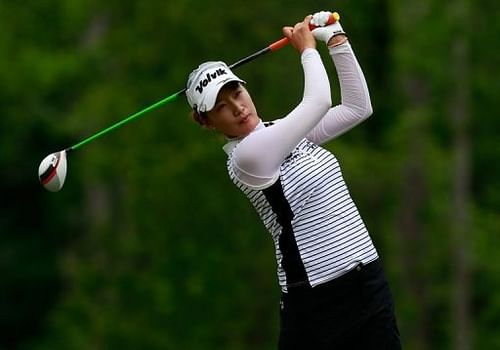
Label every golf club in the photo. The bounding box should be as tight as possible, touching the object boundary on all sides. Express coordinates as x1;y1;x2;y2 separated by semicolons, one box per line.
38;12;340;192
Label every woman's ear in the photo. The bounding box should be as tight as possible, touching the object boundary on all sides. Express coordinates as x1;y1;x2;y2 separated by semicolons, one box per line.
192;111;215;130
192;111;205;125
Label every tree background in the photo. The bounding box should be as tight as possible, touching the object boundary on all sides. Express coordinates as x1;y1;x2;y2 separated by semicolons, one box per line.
1;0;499;349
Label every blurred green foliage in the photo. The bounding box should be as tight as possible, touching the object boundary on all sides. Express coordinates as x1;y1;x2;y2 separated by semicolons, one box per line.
1;0;499;349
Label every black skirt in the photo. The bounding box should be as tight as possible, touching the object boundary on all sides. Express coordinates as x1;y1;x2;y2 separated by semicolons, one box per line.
278;259;401;350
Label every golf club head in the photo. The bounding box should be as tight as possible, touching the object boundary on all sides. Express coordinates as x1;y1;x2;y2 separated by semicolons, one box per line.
38;150;67;192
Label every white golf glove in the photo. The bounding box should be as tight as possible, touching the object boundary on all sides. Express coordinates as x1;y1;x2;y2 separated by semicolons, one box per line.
310;11;346;44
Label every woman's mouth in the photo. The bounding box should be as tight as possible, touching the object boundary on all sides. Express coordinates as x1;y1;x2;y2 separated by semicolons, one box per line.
239;115;250;124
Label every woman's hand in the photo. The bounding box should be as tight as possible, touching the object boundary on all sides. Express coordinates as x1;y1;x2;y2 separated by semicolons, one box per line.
310;11;347;47
282;15;316;53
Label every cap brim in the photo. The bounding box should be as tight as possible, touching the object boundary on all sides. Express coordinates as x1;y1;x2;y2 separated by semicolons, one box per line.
199;77;245;113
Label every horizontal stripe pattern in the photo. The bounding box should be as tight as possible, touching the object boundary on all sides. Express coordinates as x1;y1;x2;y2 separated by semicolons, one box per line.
227;138;378;291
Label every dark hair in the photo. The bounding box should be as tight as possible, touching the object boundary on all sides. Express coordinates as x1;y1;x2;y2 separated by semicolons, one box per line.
192;110;208;126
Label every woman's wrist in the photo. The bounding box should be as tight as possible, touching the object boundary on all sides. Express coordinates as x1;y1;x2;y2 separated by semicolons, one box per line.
327;34;348;48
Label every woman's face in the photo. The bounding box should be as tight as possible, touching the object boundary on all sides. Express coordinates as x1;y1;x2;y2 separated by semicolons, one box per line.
205;83;260;138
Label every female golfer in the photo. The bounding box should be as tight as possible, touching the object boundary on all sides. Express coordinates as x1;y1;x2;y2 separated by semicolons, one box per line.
186;12;401;349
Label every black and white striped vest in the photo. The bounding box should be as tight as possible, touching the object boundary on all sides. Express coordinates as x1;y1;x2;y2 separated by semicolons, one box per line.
226;131;378;292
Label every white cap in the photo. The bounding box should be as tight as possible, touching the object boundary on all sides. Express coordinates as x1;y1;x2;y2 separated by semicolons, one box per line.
186;61;245;113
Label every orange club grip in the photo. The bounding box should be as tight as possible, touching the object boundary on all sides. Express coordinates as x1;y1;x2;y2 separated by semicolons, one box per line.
269;37;290;51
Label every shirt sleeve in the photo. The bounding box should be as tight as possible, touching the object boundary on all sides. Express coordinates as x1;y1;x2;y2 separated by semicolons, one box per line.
306;42;373;145
230;48;332;190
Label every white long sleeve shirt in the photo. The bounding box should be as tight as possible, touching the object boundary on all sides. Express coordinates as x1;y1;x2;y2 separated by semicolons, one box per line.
223;43;378;291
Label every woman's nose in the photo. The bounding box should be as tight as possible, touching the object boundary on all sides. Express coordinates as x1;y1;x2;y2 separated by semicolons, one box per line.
231;101;244;116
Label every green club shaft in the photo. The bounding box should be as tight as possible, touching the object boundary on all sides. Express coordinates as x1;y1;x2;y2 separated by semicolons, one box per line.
65;34;296;153
67;89;186;152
